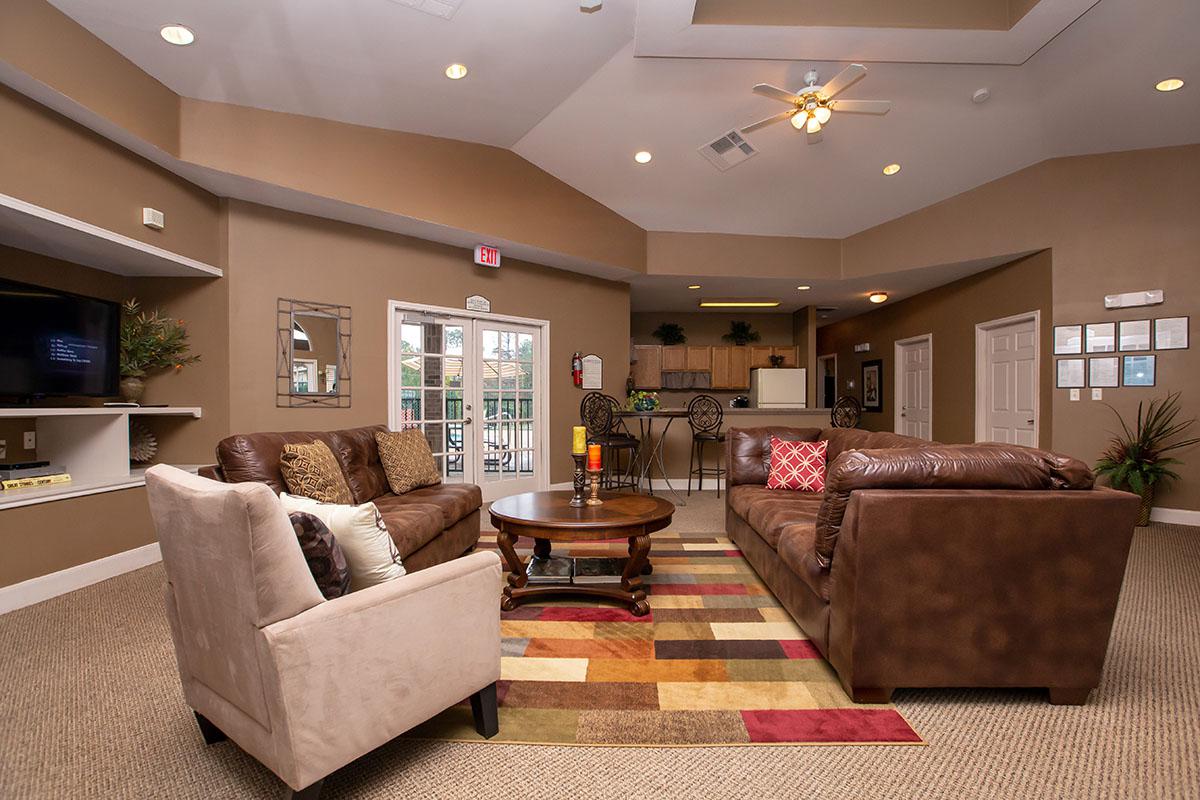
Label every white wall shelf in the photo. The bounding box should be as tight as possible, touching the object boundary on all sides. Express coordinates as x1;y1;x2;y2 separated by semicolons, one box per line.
0;193;222;278
0;406;204;510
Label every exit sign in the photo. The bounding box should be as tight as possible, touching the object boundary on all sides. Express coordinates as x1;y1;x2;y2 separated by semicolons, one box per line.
474;244;501;268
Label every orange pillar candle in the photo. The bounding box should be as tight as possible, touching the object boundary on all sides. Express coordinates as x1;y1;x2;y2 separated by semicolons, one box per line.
572;425;588;455
587;443;602;471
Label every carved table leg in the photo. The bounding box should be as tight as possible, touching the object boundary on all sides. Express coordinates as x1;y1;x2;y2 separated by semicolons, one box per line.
496;529;526;611
623;534;651;616
629;538;653;574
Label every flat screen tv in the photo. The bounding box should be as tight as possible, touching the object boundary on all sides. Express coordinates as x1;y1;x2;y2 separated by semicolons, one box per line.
0;278;120;399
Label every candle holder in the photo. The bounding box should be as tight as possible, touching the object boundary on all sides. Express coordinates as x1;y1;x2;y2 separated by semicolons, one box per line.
570;453;587;508
586;467;604;506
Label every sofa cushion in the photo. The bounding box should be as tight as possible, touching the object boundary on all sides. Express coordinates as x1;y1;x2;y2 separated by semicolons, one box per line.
727;485;822;550
776;523;830;602
280;441;355;504
376;429;442;495
372;499;446;557
279;494;406;590
287;512;351;600
766;438;828;492
727;427;822;487
328;425;391;503
374;483;483;530
217;430;343;493
819;427;932;466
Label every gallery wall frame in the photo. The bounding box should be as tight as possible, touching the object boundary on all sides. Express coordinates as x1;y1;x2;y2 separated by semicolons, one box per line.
1154;316;1189;350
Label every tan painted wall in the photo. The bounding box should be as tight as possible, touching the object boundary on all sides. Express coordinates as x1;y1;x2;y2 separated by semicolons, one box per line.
224;201;630;484
841;146;1200;511
646;231;840;280
817;251;1054;448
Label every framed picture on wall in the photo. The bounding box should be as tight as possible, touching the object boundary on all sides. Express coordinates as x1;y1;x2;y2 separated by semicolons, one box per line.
1053;324;1083;355
861;359;883;413
1123;355;1156;387
1056;358;1086;389
1155;316;1189;350
1118;319;1151;352
1085;322;1116;353
1089;357;1119;388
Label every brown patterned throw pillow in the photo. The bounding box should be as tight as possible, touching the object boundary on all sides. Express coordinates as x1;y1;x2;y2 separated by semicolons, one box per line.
288;512;351;599
280;441;354;504
375;429;441;495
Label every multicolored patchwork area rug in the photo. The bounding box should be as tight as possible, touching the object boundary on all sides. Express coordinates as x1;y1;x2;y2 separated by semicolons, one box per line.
407;530;922;746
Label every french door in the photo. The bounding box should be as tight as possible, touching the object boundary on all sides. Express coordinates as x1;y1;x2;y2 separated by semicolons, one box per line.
392;307;545;502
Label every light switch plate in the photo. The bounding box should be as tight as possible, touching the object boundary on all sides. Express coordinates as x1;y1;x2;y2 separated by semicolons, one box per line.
1069;388;1081;401
23;431;36;449
1092;388;1103;400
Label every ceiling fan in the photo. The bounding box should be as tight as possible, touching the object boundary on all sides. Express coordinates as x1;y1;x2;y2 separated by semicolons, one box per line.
741;64;891;144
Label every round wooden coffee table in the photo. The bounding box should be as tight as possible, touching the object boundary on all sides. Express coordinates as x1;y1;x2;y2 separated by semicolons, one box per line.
489;490;675;617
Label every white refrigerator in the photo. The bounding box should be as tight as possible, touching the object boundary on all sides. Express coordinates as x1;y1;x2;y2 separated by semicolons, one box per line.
750;368;807;408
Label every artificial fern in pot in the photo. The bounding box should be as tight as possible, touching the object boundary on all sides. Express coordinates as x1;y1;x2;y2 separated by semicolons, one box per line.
1094;392;1198;527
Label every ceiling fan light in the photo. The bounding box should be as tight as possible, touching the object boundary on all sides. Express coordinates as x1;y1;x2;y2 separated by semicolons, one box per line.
814;106;832;125
789;111;809;130
806;115;822;134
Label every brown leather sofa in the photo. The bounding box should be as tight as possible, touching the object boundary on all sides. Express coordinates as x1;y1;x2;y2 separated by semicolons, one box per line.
199;424;481;572
726;426;1139;705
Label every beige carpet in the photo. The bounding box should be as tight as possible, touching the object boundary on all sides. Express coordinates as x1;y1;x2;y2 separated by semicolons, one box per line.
1;494;1197;799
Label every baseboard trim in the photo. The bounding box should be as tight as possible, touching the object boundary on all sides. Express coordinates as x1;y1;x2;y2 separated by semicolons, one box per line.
0;542;162;616
1150;507;1200;526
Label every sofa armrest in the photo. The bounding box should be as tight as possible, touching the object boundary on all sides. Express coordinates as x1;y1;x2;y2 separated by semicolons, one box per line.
258;550;502;789
826;487;1137;696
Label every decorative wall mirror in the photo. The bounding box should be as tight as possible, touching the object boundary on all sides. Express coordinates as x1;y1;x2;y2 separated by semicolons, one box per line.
277;299;351;407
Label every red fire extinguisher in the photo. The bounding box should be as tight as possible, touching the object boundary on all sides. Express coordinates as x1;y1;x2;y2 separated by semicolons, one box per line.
572;352;583;387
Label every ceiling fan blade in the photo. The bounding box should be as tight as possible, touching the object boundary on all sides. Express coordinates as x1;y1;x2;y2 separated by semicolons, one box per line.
753;83;803;105
831;99;891;115
740;110;797;133
807;129;823;145
819;64;867;99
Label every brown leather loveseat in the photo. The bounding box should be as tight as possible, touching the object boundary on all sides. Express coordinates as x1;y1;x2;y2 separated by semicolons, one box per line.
726;426;1139;705
200;424;481;572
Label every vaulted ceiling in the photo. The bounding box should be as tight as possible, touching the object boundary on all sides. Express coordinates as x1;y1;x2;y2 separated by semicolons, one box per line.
46;0;1199;241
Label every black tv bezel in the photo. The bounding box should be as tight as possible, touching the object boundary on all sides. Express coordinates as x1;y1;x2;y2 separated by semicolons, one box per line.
0;277;121;400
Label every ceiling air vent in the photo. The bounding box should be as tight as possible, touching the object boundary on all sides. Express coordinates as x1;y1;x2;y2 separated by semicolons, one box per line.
385;0;463;20
816;306;839;320
698;130;757;171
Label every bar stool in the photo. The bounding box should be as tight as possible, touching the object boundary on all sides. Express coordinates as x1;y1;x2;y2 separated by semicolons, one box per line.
580;392;639;489
687;394;727;497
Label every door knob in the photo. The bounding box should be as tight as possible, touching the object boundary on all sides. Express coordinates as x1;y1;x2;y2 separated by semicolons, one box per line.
1026;419;1034;425
464;417;473;425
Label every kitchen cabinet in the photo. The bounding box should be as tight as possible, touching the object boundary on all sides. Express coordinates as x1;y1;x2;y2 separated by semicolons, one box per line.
710;346;731;389
631;345;662;389
661;345;687;371
749;345;775;369
772;346;799;367
729;346;751;390
686;346;712;371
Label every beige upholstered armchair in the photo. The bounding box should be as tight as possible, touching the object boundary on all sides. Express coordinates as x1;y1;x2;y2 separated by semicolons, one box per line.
145;465;502;799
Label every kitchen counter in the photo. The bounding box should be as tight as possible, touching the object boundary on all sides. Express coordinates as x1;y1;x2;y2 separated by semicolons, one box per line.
724;407;828;416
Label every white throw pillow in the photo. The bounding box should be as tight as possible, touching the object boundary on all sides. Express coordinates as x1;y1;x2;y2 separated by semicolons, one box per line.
279;493;405;590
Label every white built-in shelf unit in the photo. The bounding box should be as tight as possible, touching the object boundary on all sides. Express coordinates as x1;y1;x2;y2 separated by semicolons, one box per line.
0;407;203;510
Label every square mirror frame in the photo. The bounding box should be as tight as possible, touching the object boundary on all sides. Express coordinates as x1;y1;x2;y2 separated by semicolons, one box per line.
277;298;352;407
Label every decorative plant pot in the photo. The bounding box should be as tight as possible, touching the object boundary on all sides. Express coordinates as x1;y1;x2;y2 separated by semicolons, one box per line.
119;376;146;404
1135;486;1154;527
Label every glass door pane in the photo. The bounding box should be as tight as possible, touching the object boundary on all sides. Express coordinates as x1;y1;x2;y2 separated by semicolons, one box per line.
395;315;473;484
476;322;540;501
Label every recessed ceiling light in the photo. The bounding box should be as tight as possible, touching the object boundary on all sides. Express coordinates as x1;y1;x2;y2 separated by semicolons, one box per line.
160;24;195;46
687;284;701;290
445;63;468;80
699;299;781;308
882;163;901;176
868;291;888;304
1155;78;1184;92
796;285;811;291
634;151;653;164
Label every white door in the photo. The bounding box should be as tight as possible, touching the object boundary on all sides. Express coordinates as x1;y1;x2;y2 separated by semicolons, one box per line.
978;315;1038;446
392;310;544;502
477;321;541;501
896;336;932;440
395;314;475;486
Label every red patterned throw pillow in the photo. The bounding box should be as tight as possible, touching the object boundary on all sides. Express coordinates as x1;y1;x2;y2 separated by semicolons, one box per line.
766;437;828;492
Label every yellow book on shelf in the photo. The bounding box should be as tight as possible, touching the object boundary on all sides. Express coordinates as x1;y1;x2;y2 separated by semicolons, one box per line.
2;474;72;490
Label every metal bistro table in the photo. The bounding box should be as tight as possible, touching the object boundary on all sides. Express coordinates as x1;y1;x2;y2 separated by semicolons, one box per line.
617;408;689;506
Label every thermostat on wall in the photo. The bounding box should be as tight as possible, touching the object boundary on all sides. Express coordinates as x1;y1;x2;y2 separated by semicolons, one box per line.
1104;289;1162;309
142;207;165;230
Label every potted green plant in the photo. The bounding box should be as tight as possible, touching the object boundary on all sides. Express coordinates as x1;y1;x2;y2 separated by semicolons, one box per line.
652;322;687;346
625;390;660;412
118;299;200;403
721;320;761;346
1095;392;1198;527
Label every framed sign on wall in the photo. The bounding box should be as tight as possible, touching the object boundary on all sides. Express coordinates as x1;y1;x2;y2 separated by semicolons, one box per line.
861;359;883;413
